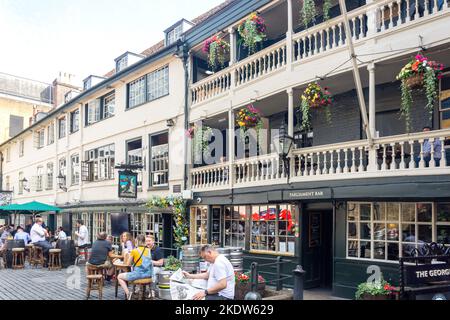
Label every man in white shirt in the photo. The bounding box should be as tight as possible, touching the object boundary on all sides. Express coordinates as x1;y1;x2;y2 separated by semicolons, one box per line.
183;245;235;300
30;218;52;264
75;220;90;261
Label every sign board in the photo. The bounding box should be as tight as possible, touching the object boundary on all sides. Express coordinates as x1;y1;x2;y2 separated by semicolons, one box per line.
405;262;450;285
284;188;332;200
309;212;322;248
118;171;138;199
0;192;12;206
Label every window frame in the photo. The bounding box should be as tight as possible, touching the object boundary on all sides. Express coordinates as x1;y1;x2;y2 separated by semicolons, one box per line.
58;117;67;139
70;109;80;134
36;166;44;191
83;144;115;182
102;92;115;120
46;162;54;190
19;140;24;157
47;123;55;145
70;154;80;186
149;131;169;189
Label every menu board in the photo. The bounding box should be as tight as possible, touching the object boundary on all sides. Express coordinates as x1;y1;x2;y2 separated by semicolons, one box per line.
309;212;322;248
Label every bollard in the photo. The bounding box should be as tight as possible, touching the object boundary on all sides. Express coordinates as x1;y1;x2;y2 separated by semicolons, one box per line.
293;265;306;300
276;256;283;291
245;262;262;300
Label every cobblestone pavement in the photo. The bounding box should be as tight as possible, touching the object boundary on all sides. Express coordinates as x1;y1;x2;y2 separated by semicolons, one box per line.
0;262;120;300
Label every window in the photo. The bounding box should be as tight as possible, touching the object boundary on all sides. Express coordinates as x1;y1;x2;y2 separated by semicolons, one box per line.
46;162;54;190
5;147;10;162
84;78;92;90
59;157;67;187
18;172;24;195
128;76;146;108
36;166;43;191
70;109;80;133
127;138;142;189
440;74;450;129
103;93;115;119
190;206;209;245
86;100;101;125
93;212;107;239
346;202;449;262
250;204;296;255
83;144;115;182
58;117;66;139
166;24;183;45
224;206;246;248
150;133;169;187
33;130;45;149
5;176;10;191
116;56;128;73
19;140;24;157
147;66;169;102
48;123;55;145
71;154;80;186
127;67;169;109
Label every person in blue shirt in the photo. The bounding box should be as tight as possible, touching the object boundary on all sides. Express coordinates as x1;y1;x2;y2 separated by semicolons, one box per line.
415;127;442;167
14;226;31;244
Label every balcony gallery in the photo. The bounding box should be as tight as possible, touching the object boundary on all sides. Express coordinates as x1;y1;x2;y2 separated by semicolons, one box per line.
189;44;450;191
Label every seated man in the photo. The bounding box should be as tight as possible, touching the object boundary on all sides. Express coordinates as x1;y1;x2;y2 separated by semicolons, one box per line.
146;235;164;284
30;218;52;266
87;232;115;280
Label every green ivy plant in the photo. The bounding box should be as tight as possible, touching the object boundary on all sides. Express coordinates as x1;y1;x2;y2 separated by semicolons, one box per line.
400;79;414;133
163;256;182;271
323;0;332;21
301;0;317;27
147;196;188;249
424;67;438;116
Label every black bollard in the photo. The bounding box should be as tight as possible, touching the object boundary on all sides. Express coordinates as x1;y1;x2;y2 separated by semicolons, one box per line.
293;265;306;300
245;262;262;300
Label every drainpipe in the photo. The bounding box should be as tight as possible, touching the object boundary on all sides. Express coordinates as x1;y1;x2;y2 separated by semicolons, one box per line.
182;43;190;191
0;152;3;190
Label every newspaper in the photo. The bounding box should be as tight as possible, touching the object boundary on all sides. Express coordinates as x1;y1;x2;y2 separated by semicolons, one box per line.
169;269;208;300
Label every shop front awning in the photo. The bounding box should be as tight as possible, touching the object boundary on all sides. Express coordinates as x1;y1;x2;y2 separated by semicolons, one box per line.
0;201;61;214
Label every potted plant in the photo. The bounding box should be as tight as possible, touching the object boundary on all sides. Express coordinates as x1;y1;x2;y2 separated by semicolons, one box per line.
355;279;397;300
237;12;267;55
203;36;230;70
301;0;332;27
234;272;266;300
300;82;332;131
396;54;444;132
236;104;263;132
186;124;213;153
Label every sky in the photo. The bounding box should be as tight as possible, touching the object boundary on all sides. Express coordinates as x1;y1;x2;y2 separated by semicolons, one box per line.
0;0;225;85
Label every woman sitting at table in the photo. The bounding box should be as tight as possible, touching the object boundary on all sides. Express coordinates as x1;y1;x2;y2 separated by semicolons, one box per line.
117;235;154;300
120;232;134;254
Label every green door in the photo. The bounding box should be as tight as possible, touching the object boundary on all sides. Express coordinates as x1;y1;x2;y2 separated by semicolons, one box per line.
302;209;333;289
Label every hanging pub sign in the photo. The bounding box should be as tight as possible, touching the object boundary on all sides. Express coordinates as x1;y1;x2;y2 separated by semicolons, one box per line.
118;170;138;199
0;191;12;206
405;262;450;285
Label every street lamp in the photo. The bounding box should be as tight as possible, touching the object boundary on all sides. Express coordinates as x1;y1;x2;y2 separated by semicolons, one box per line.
20;177;30;192
57;173;68;192
275;122;294;177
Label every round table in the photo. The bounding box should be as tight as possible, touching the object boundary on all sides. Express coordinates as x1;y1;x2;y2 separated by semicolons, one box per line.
113;261;131;298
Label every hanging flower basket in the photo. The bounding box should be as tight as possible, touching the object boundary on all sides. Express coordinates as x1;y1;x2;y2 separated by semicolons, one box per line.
186;124;212;153
236;104;263;131
237;12;267;55
203;36;230;70
300;82;332;130
396;54;444;132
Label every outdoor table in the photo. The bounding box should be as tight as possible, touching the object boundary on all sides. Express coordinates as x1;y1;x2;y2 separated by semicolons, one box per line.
113;260;131;298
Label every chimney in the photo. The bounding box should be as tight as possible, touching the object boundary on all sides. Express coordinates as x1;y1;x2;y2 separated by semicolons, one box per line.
52;72;81;109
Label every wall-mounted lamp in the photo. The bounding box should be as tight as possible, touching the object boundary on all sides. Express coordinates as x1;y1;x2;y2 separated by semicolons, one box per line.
166;119;175;128
56;173;68;192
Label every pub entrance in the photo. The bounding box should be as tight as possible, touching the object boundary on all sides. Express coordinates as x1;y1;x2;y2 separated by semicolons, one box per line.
301;203;334;289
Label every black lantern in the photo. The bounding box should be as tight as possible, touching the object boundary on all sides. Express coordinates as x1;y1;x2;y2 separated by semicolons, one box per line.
275;122;294;177
57;173;67;192
20;177;30;192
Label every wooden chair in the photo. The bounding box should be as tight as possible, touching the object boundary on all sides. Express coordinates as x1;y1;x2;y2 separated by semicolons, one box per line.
12;248;25;269
48;249;62;271
25;244;34;264
31;246;44;268
86;264;105;300
130;278;153;300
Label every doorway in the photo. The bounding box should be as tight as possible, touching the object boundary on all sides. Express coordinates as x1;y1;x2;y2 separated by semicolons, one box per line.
302;208;334;289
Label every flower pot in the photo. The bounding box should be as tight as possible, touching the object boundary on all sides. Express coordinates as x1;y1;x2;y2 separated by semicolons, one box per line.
405;74;423;89
361;293;390;300
235;282;266;300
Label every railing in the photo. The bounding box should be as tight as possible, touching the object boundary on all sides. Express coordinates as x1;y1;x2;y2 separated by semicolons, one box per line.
291;140;369;179
190;162;230;190
234;153;286;186
235;41;287;87
191;69;232;105
190;0;450;105
190;129;450;191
